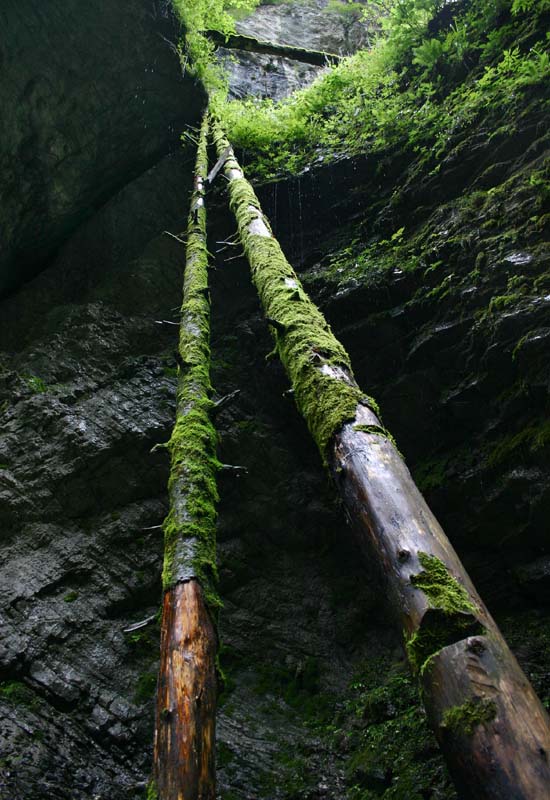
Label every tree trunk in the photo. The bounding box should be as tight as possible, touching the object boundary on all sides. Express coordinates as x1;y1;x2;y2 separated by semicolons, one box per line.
153;113;219;800
205;29;341;66
212;118;550;800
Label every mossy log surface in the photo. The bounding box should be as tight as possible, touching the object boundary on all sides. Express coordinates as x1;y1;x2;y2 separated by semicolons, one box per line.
161;114;220;603
212;120;550;799
421;636;550;797
154;114;218;800
205;29;341;67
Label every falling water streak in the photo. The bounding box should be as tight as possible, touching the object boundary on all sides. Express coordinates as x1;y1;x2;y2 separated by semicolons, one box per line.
287;182;294;259
272;181;278;234
297;175;304;267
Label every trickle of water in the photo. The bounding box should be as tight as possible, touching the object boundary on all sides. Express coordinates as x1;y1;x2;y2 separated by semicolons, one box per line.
272;181;278;233
297;175;304;267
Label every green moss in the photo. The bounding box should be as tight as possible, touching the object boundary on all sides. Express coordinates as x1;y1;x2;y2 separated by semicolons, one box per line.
414;455;448;492
487;419;550;467
26;375;48;393
162;396;221;603
441;698;497;736
407;554;483;674
343;659;457;800
212;120;381;461
412;554;477;617
406;614;484;676
352;423;392;440
0;681;37;707
63;591;78;603
125;625;159;658
135;672;157;703
253;656;330;721
161;115;221;610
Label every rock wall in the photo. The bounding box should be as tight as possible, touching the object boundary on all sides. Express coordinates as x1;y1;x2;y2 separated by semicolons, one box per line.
221;0;375;100
0;0;205;295
1;2;549;799
0;150;194;800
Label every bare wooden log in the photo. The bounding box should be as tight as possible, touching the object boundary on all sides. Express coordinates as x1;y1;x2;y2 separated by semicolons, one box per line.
420;636;550;799
212;118;550;799
205;29;341;67
154;581;217;800
153;113;219;800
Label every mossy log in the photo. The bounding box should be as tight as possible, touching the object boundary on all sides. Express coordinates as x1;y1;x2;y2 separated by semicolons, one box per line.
205;29;341;67
153;114;218;800
212;118;550;799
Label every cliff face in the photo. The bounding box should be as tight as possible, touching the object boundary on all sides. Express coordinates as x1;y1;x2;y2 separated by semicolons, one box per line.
0;0;205;295
1;2;549;800
220;0;373;99
0;154;200;800
0;2;206;797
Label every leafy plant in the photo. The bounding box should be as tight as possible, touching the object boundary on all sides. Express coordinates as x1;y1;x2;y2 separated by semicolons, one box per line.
412;36;445;75
26;375;48;393
220;0;549;183
171;0;261;92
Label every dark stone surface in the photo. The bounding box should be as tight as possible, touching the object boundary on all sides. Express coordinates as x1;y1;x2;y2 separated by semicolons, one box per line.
0;152;401;799
253;90;550;614
0;150;193;800
0;3;549;799
0;0;206;296
222;0;377;100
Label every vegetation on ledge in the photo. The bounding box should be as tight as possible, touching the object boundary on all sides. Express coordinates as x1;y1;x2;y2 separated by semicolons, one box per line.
221;0;550;180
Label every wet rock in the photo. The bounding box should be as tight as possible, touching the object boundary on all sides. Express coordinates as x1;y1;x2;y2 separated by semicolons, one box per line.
223;0;377;99
0;0;205;295
515;556;550;604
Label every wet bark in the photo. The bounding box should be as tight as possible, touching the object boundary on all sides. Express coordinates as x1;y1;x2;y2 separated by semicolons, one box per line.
153;114;218;800
212;119;550;800
333;408;550;799
154;581;217;800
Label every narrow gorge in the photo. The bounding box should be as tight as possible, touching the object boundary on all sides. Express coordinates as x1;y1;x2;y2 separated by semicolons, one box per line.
1;2;549;799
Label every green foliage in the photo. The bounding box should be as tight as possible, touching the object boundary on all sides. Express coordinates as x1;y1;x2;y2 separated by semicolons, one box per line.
326;0;365;18
512;0;550;13
412;36;444;75
172;0;261;92
325;0;368;50
221;0;549;181
26;375;48;393
146;781;159;800
135;672;157;703
172;0;259;38
344;659;457;799
63;590;79;603
0;681;37;708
